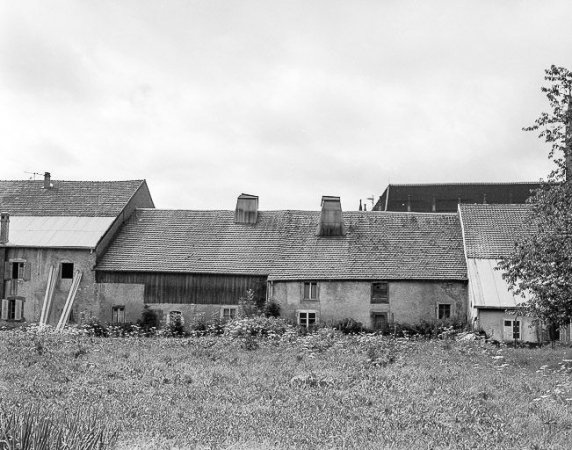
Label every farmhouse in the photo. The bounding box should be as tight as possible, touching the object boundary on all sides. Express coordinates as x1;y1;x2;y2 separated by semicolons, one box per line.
95;195;469;329
0;173;154;326
458;204;540;342
374;182;540;212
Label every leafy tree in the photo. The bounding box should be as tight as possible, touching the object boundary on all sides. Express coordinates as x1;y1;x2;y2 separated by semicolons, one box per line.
498;65;572;333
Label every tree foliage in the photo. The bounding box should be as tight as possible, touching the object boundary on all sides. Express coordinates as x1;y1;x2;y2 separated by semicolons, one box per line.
498;65;572;328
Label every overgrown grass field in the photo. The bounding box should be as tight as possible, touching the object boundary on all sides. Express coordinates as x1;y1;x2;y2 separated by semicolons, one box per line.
1;329;572;449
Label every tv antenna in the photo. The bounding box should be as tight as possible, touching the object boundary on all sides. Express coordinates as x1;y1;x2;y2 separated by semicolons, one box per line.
24;171;44;180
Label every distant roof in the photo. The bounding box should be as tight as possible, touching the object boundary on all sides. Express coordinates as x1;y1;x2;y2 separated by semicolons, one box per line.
374;182;540;212
459;204;534;258
467;259;530;308
5;216;115;248
0;179;151;217
96;209;467;280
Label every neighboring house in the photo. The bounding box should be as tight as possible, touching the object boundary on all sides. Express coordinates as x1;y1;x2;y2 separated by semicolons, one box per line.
0;173;154;326
458;204;540;342
374;182;540;213
95;195;468;330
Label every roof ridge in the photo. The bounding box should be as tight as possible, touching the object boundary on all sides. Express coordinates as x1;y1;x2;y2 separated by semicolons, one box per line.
388;181;540;187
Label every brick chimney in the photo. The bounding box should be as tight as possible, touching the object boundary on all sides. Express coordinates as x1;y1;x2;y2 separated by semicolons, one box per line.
0;213;9;244
43;172;52;189
234;194;259;224
318;196;344;236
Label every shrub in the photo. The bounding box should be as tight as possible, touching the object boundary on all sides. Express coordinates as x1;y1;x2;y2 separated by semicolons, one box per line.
165;313;185;337
238;289;261;318
224;316;290;338
137;305;159;335
83;318;109;337
335;318;364;334
264;300;281;318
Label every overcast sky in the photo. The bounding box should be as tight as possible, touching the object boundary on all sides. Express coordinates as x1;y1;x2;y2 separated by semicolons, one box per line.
0;1;570;211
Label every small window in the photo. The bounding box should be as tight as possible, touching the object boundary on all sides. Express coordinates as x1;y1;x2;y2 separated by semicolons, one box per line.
298;311;317;328
1;298;24;321
5;261;31;281
438;304;451;319
221;307;237;321
112;305;125;324
504;319;521;340
61;263;74;279
303;282;318;300
167;310;184;325
371;282;389;304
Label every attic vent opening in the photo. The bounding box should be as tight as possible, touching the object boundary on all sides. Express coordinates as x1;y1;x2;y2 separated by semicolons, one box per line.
234;194;259;224
318;196;344;236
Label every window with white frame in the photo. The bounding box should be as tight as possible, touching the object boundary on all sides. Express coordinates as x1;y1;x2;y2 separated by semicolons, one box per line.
303;282;318;301
504;319;521;340
1;298;24;321
298;310;318;328
221;307;237;321
112;305;125;324
438;304;451;319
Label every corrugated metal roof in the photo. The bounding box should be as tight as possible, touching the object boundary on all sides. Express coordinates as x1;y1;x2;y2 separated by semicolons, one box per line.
467;258;530;308
5;216;115;248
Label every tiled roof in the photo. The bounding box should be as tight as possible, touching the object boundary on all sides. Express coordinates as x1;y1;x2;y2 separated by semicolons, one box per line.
375;182;540;212
96;209;467;280
459;204;534;258
0;180;149;217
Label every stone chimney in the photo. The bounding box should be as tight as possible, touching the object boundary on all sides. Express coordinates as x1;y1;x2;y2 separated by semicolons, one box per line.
0;213;9;244
318;196;344;236
234;194;259;224
43;172;52;189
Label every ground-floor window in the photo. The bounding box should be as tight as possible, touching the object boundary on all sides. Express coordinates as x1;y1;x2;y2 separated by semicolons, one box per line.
221;307;237;321
167;310;184;325
112;305;125;324
504;319;521;340
438;304;451;319
298;310;318;328
1;298;24;321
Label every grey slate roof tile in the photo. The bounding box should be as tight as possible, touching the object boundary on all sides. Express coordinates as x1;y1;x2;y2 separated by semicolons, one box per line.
0;179;148;217
96;209;467;280
459;204;535;258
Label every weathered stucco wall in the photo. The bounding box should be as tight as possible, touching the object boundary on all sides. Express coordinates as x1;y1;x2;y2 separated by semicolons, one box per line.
95;282;236;326
1;248;98;326
272;279;467;329
477;310;539;342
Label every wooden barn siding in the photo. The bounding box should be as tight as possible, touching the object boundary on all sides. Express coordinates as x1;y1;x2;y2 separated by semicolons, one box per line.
96;271;267;305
